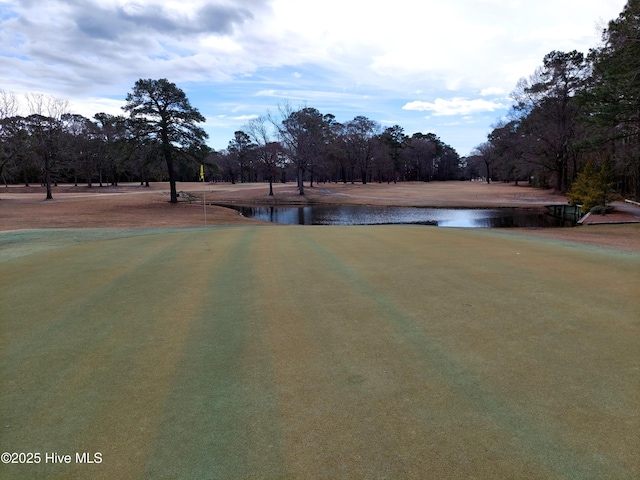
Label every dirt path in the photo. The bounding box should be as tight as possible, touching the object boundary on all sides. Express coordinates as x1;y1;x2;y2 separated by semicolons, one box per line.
1;181;638;252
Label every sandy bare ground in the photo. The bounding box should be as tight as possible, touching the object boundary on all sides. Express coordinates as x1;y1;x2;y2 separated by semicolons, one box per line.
1;181;639;252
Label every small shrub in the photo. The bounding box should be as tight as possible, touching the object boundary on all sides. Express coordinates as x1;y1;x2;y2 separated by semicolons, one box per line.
590;205;615;215
568;160;614;212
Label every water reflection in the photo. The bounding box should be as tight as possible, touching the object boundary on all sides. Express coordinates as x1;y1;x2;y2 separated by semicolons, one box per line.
223;205;566;228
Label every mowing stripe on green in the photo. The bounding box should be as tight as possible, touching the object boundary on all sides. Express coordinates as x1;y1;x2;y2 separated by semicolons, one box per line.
2;230;214;479
1;226;638;480
144;228;287;480
296;226;636;479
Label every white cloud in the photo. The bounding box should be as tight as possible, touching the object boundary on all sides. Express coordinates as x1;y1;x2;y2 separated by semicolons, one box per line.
200;36;243;53
480;87;506;96
68;97;126;119
255;89;280;97
402;98;508;116
232;114;259;121
0;0;628;156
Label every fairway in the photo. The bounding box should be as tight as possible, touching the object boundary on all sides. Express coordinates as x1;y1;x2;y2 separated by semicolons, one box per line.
1;226;639;479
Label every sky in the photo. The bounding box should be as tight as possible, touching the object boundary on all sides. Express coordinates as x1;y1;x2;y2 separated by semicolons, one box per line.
0;0;627;156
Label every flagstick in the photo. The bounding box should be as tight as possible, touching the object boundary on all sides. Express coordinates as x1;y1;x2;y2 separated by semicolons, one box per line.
202;176;207;227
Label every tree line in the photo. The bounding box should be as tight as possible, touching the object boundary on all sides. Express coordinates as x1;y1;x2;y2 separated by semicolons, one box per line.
1;1;637;204
221;105;462;195
0;81;211;203
0;84;463;202
467;0;639;203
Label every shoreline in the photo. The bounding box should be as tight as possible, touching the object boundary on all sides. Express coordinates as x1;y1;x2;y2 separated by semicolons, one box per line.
1;181;638;253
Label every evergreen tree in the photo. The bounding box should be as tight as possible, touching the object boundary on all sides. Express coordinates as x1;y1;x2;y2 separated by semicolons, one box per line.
123;79;207;203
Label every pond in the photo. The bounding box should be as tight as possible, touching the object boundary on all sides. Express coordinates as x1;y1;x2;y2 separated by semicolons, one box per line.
222;205;568;228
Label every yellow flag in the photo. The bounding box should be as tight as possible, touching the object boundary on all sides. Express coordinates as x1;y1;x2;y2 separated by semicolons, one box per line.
199;164;204;181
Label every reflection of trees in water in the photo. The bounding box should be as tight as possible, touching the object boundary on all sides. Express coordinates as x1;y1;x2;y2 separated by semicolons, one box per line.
227;205;565;227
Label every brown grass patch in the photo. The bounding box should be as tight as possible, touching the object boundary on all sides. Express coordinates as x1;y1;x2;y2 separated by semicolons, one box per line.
1;181;639;252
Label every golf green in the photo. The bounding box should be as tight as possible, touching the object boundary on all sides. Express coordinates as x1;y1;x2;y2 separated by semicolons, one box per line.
1;226;638;479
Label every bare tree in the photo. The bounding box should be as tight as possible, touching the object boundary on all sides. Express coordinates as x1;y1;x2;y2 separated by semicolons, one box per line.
247;116;278;196
217;149;239;184
469;142;496;183
343;116;381;184
24;93;69;199
94;113;129;187
62;114;101;187
0;90;21;185
269;102;326;195
26;93;69;121
0;90;19;119
402;134;437;181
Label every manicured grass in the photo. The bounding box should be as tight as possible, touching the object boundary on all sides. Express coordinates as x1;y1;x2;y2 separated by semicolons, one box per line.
1;226;639;479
